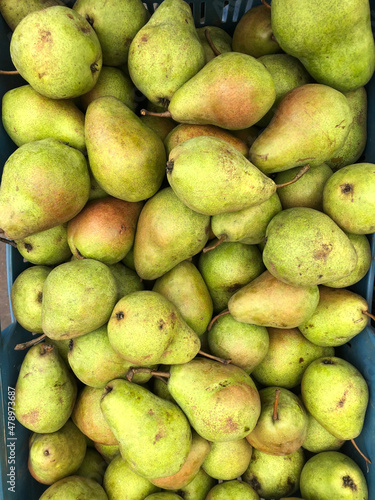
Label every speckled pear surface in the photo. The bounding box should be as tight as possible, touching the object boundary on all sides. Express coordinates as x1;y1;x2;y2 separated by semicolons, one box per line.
39;475;108;499
206;480;259;499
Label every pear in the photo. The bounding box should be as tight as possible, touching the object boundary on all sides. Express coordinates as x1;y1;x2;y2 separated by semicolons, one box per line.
246;387;308;455
103;454;159;499
168;137;276;216
262;207;358;286
73;0;149;66
44;337;71;365
85;96;166;202
0;0;64;30
39;475;108;499
0;138;90;240
243;447;305;499
140;113;177;141
133;187;210;281
323;162;375;234
168;358;261;442
228;270;320;328
298;286;370;346
108;262;144;300
300;451;368;499
75;448;107;485
208;314;269;374
14;344;77;433
202;438;252;480
196;26;232;62
153;261;213;336
67;197;142;265
10;6;102;99
100;379;192;479
28;420;86;484
145;495;183;500
128;0;205;106
302;410;345;453
301;357;369;440
231;126;260;149
41;259;117;340
94;443;120;464
198;241;265;313
171;468;215;500
252;327;334;389
10;265;51;333
107;291;200;366
271;0;375;92
2;85;86;152
249;84;352;174
232;5;281;57
153;367;175;404
206;481;260;499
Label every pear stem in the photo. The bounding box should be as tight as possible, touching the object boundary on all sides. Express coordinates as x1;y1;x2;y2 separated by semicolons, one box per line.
362;310;375;322
198;350;231;364
275;164;310;188
261;0;271;8
204;28;221;56
203;234;227;253
126;367;170;382
0;70;19;75
0;237;17;248
208;310;230;331
154;375;168;385
140;109;172;118
273;388;281;421
351;438;371;471
14;334;46;351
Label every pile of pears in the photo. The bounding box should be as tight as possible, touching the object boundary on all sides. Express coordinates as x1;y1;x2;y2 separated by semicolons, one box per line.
1;0;375;498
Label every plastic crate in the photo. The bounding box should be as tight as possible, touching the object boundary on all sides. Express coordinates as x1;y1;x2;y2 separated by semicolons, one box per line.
1;0;375;498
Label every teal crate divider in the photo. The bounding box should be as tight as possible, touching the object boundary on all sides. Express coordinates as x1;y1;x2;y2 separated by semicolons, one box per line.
1;0;375;498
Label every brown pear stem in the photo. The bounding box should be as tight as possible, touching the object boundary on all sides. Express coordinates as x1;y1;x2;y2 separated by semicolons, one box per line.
198;350;231;364
14;334;46;351
362;310;375;322
0;70;19;75
273;388;281;421
0;237;17;247
275;164;310;188
204;28;221;56
154;375;168;385
203;234;227;253
126;367;170;382
351;438;371;470
140;109;172;118
261;0;271;8
208;310;230;331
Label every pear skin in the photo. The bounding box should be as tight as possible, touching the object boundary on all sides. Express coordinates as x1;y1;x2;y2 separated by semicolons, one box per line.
205;480;260;499
202;439;253;480
196;26;232;63
171;468;215;500
0;0;64;31
39;476;108;499
75;448;107;485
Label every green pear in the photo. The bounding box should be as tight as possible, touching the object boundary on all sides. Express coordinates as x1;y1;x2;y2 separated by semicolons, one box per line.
108;263;144;301
88;167;108;201
100;379;192;479
128;0;205;106
327;87;367;170
0;0;64;30
145;495;183;500
0;138;90;240
211;193;282;245
299;286;370;346
243;447;305;499
75;448;107;485
150;432;210;489
153;261;213;336
252;327;334;389
10;265;51;333
41;259;117;340
302;410;345;453
208;314;269;374
246;387;308;455
103;454;159;499
228;270;319;328
202;438;252;480
72;386;118;446
153;368;175;404
206;481;259;500
263;208;358;286
28;420;86;484
231;126;260;149
301;357;369;440
196;26;232;62
133;188;210;280
300;451;368;499
85;96;166;202
271;0;375;92
14;344;77;433
168;358;261;442
140;113;177;141
232;5;281;57
171;468;215;500
10;6;102;99
198;241;265;313
2;85;86;152
73;0;149;66
44;337;71;365
94;443;120;464
323;163;375;234
275;163;333;211
249;84;352;174
39;476;108;499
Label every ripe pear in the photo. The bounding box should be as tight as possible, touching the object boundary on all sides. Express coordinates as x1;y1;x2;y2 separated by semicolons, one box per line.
10;6;102;99
301;357;369;440
100;379;192;479
128;0;205;106
2;85;86;152
205;481;260;500
202;438;252;480
140;113;177;141
75;448;107;485
302;410;345;453
249;84;352;174
196;26;232;62
14;344;77;433
145;495;183;500
39;476;108;499
108;262;144;300
170;468;215;500
94;443;120;464
263;207;358;286
0;0;64;31
0;138;90;240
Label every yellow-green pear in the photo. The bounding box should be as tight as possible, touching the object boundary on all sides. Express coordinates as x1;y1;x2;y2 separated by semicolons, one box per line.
196;26;232;62
39;476;108;499
302;410;345;453
75;448;107;485
0;0;64;31
202;439;253;480
206;480;260;499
